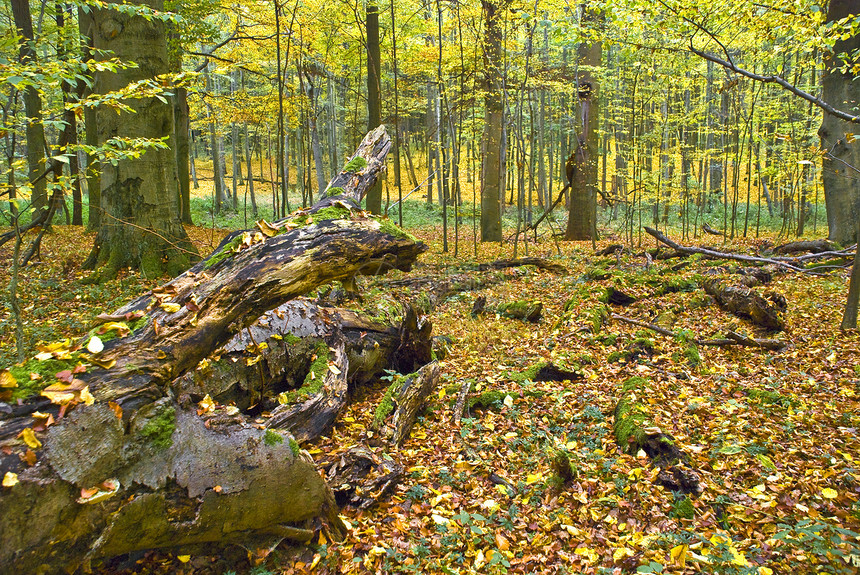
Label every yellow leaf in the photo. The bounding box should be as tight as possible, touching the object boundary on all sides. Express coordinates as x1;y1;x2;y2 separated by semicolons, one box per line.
670;544;689;567
328;363;342;375
759;568;774;575
246;355;261;366
177;555;191;563
198;394;216;413
86;335;104;354
474;549;486;570
431;514;449;525
80;386;95;406
21;428;41;449
613;547;633;561
503;394;514;408
277;392;290;405
822;487;838;499
526;473;543;485
0;369;17;389
256;219;281;237
2;472;18;487
160;302;181;313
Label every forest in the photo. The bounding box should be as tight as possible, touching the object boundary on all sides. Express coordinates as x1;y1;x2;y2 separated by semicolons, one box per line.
1;0;860;573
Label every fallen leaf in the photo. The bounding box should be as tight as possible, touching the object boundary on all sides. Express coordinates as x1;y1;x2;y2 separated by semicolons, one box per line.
0;370;17;389
822;487;838;499
160;302;181;313
20;427;42;449
3;472;18;487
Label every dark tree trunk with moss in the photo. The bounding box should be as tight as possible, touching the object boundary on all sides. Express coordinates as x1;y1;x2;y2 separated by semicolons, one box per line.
83;0;198;281
0;127;427;573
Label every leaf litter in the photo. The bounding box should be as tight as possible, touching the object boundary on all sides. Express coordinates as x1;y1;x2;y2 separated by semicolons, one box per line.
1;225;859;574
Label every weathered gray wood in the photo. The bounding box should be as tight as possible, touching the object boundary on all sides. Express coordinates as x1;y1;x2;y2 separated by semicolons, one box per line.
391;361;441;446
703;278;786;331
0;127;420;573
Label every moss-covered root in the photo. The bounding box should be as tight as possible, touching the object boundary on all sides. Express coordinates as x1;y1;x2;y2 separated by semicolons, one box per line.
613;376;702;495
497;300;543;323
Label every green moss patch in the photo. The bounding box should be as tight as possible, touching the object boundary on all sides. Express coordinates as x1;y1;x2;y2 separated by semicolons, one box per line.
342;156;368;172
378;217;417;241
372;380;400;430
263;429;284;447
325;186;346;197
139;405;176;450
278;342;330;404
289;437;300;456
613;376;653;452
671;495;695;519
203;234;243;269
468;390;517;409
7;354;84;400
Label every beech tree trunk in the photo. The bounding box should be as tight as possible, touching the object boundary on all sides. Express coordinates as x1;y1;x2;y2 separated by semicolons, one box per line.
83;0;198;281
0;127;425;573
820;0;860;245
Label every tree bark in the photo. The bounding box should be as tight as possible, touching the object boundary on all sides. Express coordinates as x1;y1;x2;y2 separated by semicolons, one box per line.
820;0;860;245
83;0;198;281
480;1;504;242
365;1;382;214
565;3;601;241
10;0;48;216
0;127;423;573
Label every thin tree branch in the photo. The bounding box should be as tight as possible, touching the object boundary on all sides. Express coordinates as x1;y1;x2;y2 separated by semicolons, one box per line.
689;44;860;124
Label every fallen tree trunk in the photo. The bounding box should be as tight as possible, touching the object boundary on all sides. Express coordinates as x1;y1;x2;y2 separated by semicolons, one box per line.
644;227;803;272
772;239;836;255
611;314;786;351
702;278;786;331
0;126;428;573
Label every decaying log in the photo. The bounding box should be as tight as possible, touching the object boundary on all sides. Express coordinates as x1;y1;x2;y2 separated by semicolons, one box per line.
390;361;441;446
613;376;702;496
605;287;637;306
645;226;854;272
611;314;786;351
497;300;543;322
475;257;568;274
702;222;723;235
373;362;441;446
596;243;623;256
323;444;404;509
0;127;426;573
703;278;786;331
772;239;836;255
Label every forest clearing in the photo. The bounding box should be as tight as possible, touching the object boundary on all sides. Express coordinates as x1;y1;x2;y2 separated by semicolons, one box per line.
3;0;860;573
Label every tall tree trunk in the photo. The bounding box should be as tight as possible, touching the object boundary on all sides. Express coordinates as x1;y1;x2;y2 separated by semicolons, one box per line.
365;1;382;214
79;8;101;230
11;0;48;216
245;122;257;217
820;0;860;245
168;25;192;225
83;0;198;281
480;0;504;242
565;3;601;241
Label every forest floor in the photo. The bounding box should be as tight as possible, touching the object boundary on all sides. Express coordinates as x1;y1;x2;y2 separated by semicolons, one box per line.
1;214;859;574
